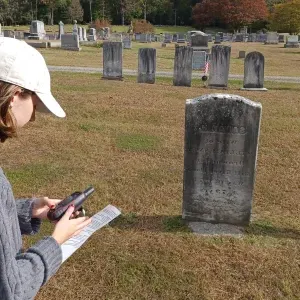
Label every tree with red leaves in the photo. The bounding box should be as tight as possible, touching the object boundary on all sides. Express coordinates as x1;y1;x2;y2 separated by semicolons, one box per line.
193;0;269;30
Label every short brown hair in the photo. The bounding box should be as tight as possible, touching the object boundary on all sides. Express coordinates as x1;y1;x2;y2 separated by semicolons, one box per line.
0;81;33;143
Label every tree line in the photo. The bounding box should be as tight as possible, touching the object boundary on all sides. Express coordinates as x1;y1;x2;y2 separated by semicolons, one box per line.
0;0;298;34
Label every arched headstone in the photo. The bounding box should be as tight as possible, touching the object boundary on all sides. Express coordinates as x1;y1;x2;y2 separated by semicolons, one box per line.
242;52;267;91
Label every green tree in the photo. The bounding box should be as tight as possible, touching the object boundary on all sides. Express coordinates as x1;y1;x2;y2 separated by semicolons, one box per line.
269;0;300;33
69;0;84;22
40;0;68;24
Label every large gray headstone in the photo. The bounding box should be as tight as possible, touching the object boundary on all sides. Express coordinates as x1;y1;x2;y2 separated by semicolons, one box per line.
173;46;193;87
138;48;156;84
103;42;123;80
284;35;299;48
61;34;81;51
265;32;278;44
208;45;231;89
29;20;45;40
182;94;262;226
191;33;208;48
192;50;206;70
243;52;266;91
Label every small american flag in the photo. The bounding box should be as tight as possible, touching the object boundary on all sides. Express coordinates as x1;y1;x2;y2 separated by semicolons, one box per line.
204;60;210;75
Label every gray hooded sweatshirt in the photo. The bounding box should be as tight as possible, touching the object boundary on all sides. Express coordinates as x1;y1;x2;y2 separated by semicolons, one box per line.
0;168;62;300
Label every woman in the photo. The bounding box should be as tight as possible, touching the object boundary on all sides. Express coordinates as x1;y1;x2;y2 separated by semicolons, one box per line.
0;37;91;299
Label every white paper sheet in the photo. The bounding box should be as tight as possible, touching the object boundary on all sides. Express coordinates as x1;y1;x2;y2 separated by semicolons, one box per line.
61;205;121;263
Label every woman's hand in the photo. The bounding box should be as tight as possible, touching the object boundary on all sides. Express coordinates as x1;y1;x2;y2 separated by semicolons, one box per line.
32;197;61;219
32;197;80;220
52;205;92;245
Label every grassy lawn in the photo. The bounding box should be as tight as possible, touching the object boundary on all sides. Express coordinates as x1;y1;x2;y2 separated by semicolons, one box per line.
36;42;300;77
1;72;299;299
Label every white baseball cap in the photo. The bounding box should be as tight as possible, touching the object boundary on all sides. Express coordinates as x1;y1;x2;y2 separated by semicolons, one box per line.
0;37;65;118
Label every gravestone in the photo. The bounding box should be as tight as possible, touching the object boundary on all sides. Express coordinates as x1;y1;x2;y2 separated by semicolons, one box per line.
29;20;45;40
248;33;257;42
77;27;83;41
173;46;193;87
265;32;278;44
182;93;262;226
164;33;172;43
161;43;166;48
82;27;87;41
172;34;178;43
214;35;221;44
88;28;96;41
257;33;267;43
14;31;24;39
208;45;231;89
191;32;209;50
140;34;148;43
3;30;15;38
138;48;156;84
178;33;186;43
147;34;152;43
110;33;123;42
242;52;267;91
279;35;285;43
102;42;123;80
61;34;81;51
192;50;206;70
238;51;246;58
235;34;243;42
123;35;132;49
284;35;299;48
73;20;78;35
58;21;64;39
135;33;141;41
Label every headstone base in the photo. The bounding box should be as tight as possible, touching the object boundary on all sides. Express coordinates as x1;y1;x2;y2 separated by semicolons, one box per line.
241;87;268;91
284;43;300;48
208;85;228;90
102;76;124;81
62;47;81;51
192;46;210;53
188;221;244;237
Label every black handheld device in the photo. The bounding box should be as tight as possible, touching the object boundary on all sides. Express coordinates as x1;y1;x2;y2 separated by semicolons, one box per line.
47;186;95;221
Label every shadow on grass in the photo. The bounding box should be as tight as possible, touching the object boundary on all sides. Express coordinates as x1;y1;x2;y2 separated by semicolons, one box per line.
110;214;191;233
111;214;300;240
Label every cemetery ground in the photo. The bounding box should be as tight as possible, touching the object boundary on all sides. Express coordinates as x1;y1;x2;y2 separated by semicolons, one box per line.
1;72;299;299
39;42;300;77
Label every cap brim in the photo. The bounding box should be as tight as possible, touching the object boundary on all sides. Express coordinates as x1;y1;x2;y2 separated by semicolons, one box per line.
35;92;66;118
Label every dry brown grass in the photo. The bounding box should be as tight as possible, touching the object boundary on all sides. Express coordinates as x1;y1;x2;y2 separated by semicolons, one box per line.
1;73;300;300
38;42;300;77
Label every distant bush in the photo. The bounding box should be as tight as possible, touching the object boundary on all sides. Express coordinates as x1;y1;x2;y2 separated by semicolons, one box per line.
90;19;111;30
133;19;154;33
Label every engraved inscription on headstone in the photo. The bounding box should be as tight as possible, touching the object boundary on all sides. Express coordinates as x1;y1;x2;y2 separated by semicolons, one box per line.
183;94;262;226
192;50;206;70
